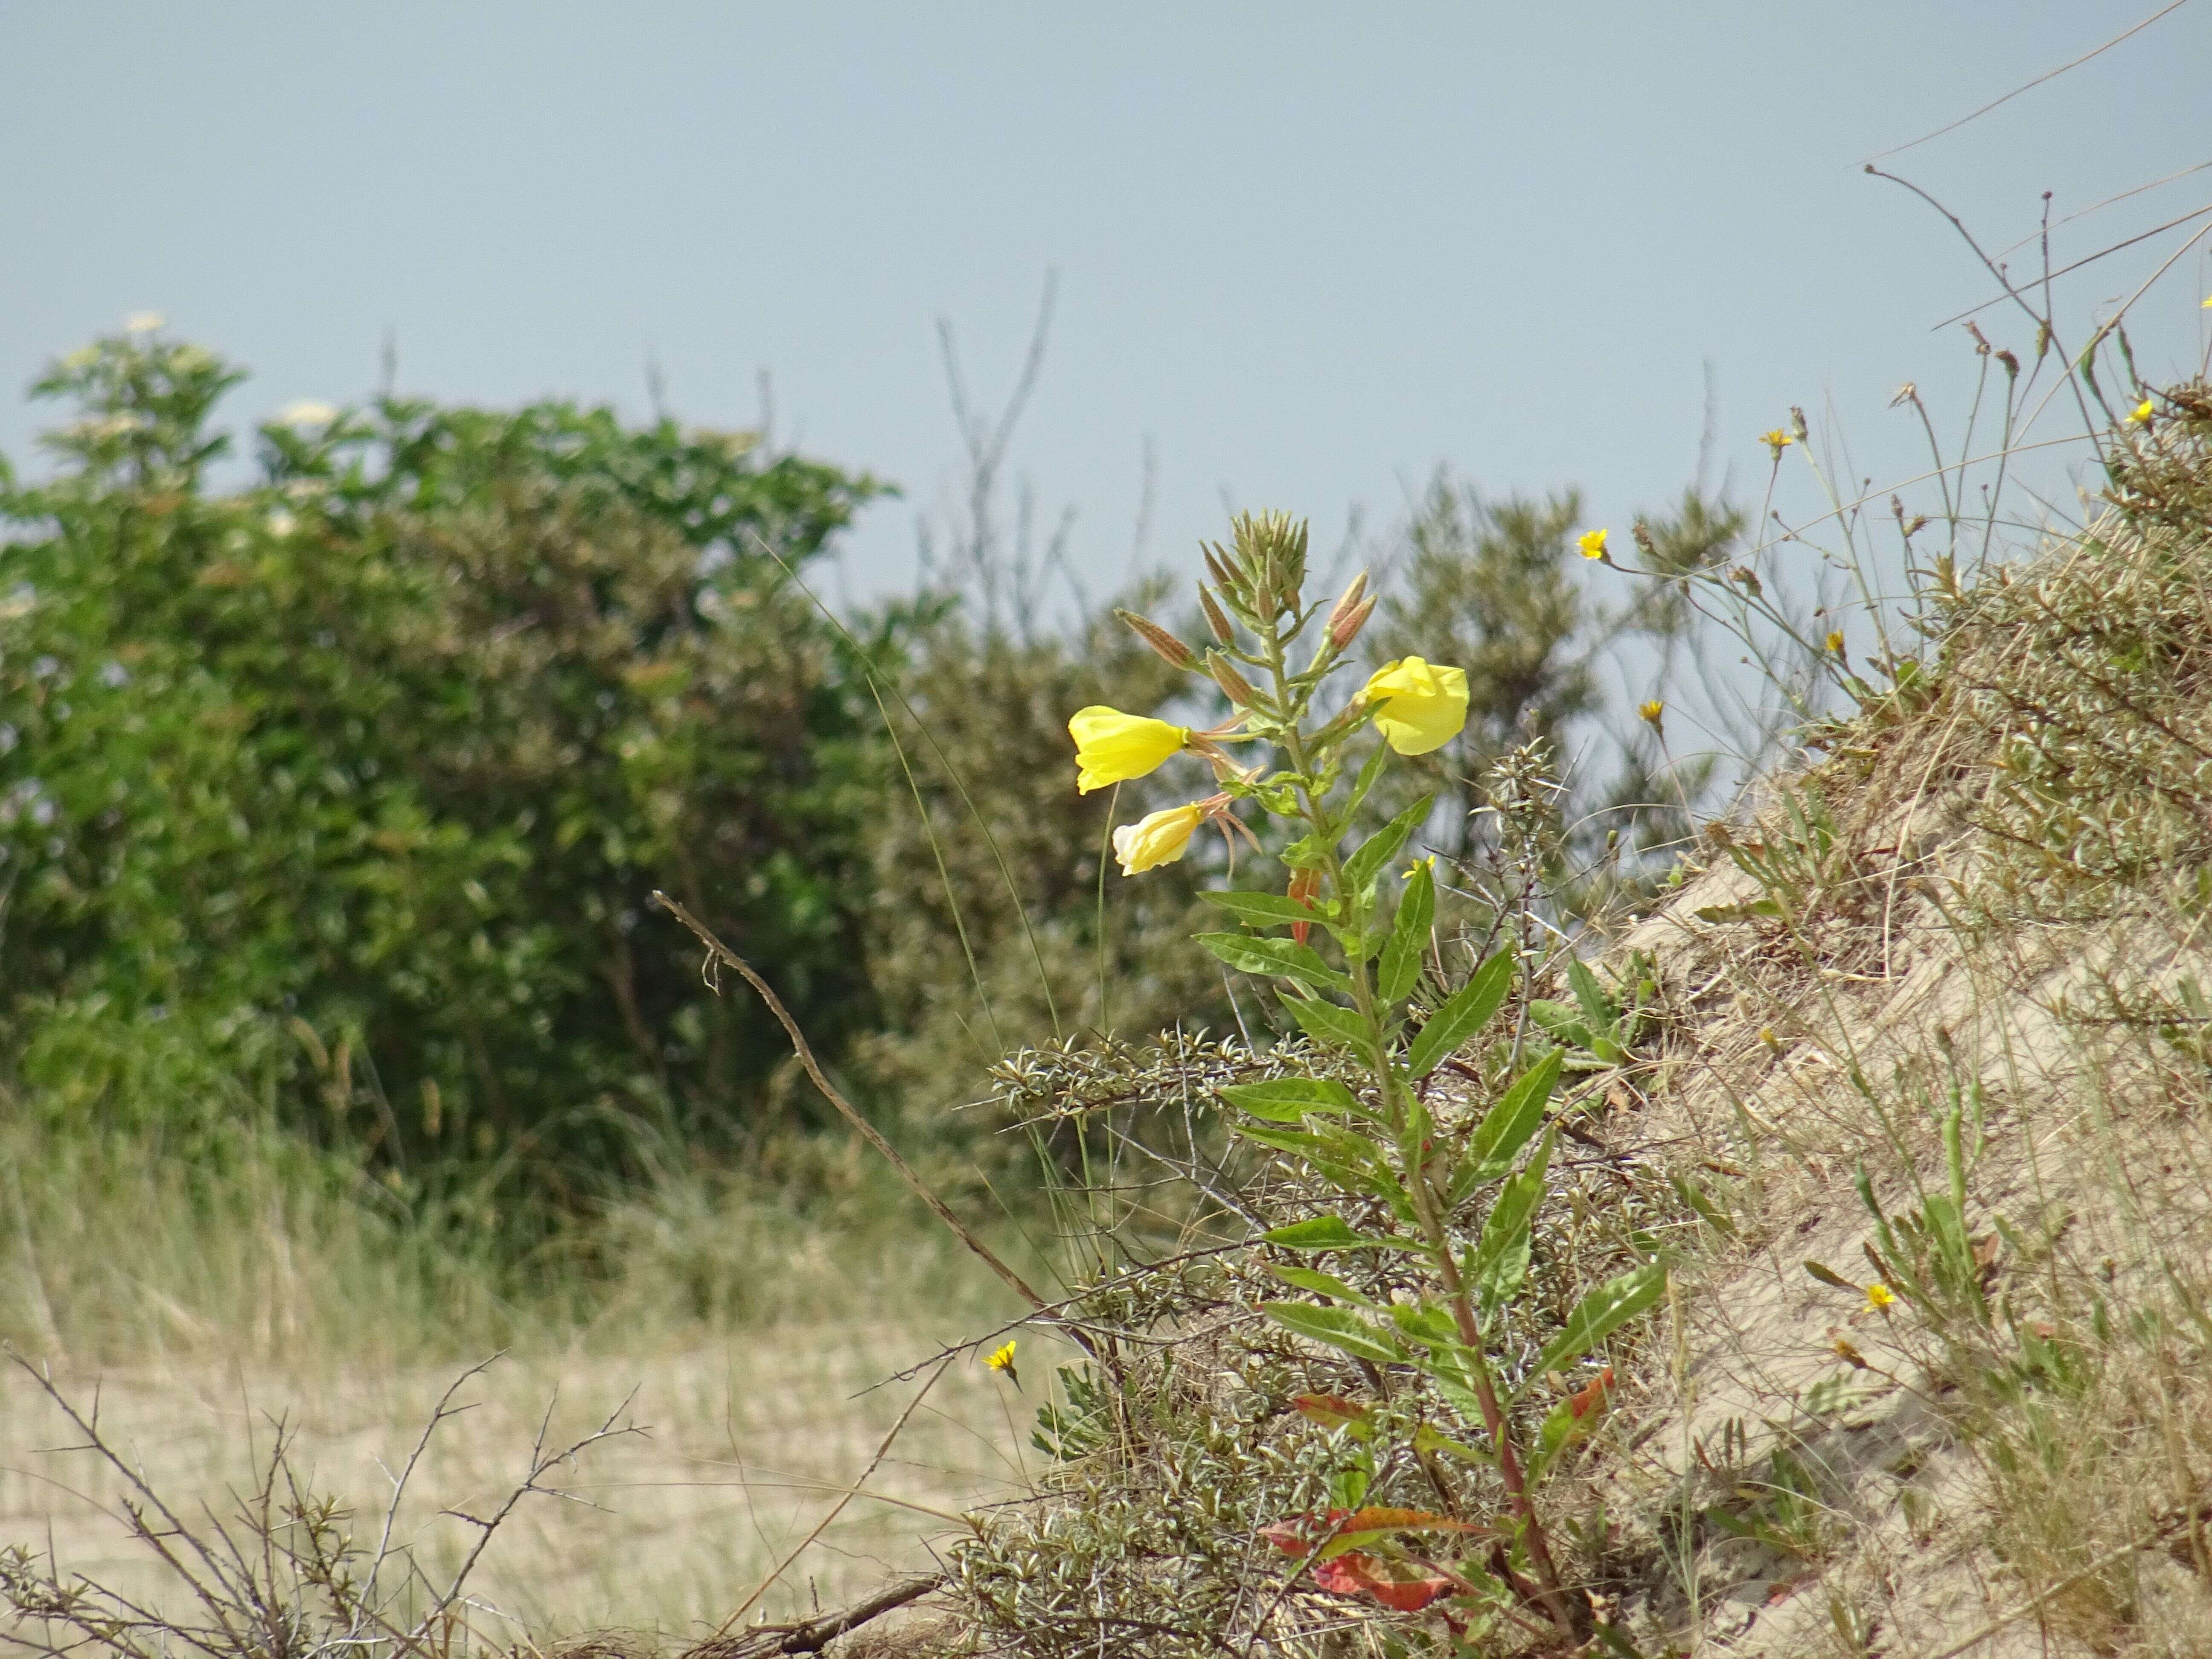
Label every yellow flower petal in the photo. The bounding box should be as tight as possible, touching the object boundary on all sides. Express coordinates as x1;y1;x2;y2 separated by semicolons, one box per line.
2126;399;2155;425
1865;1283;1896;1311
1638;699;1665;726
1068;706;1190;794
1358;656;1470;756
1112;803;1204;875
985;1339;1018;1371
1578;528;1609;559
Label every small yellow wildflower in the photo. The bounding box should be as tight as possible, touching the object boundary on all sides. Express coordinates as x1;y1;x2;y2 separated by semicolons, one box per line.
2126;399;2155;425
1638;699;1665;728
1112;802;1205;875
1865;1283;1896;1311
1401;853;1438;880
1358;656;1470;756
1578;528;1610;560
984;1339;1019;1384
1825;630;1846;655
1068;706;1190;794
1761;428;1793;460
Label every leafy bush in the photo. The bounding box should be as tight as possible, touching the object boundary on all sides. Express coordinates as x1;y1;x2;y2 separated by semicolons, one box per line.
0;326;885;1191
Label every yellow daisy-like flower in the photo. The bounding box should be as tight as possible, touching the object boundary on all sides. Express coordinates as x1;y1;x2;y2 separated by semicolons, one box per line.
2126;399;2155;425
1761;428;1793;460
1358;656;1470;756
1112;803;1205;875
985;1339;1018;1373
1578;528;1609;560
1068;706;1190;794
1825;631;1846;655
1638;699;1665;727
1865;1283;1896;1311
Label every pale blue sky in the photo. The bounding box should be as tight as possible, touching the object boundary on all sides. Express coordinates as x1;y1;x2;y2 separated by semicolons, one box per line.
5;3;2209;603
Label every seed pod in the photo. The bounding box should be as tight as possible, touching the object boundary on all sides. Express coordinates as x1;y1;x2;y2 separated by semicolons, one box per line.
1209;653;1257;708
1117;608;1198;670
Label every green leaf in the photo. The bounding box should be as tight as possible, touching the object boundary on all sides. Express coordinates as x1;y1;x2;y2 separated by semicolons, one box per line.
1455;1049;1563;1188
1267;1263;1377;1306
1405;950;1513;1079
1285;994;1373;1054
1524;1263;1667;1390
1341;741;1391;825
1465;1130;1553;1315
1263;1215;1392;1250
1567;956;1616;1034
1218;1076;1365;1121
1412;1421;1494;1465
1199;889;1326;929
1234;1123;1353;1163
1377;859;1435;1004
1344;794;1434;893
1262;1302;1403;1364
1196;931;1350;992
1802;1259;1857;1292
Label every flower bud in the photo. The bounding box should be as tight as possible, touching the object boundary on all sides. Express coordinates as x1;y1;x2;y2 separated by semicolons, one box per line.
1199;585;1235;646
1324;570;1368;634
1116;608;1199;670
1328;593;1376;650
1209;653;1257;708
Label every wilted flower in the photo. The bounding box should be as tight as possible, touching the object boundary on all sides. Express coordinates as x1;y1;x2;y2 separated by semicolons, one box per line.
1112;802;1205;875
1578;528;1609;561
1761;428;1793;460
1069;707;1190;794
1358;656;1470;756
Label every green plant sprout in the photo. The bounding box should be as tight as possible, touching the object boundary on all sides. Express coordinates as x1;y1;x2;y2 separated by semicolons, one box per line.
1066;511;1665;1646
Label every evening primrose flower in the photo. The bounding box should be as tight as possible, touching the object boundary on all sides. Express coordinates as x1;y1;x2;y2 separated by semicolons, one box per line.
1358;656;1470;756
1068;706;1190;794
1578;528;1610;560
1112;802;1205;875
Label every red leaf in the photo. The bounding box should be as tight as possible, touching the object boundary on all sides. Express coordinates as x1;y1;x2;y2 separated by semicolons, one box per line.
1313;1551;1459;1612
1568;1365;1616;1421
1292;1393;1370;1429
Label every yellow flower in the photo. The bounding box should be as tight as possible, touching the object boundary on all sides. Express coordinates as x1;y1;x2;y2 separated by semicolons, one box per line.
1359;656;1470;756
1761;428;1793;459
1865;1283;1896;1311
985;1339;1018;1373
1578;528;1609;560
1638;699;1665;727
1401;853;1437;880
1068;706;1190;794
2126;398;2155;425
1112;803;1204;875
1825;630;1846;655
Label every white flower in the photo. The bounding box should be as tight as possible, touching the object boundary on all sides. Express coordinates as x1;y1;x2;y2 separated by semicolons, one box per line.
276;400;340;430
124;311;166;334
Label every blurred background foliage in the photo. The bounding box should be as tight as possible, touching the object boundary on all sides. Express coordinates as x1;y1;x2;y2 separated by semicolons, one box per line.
0;324;1733;1239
